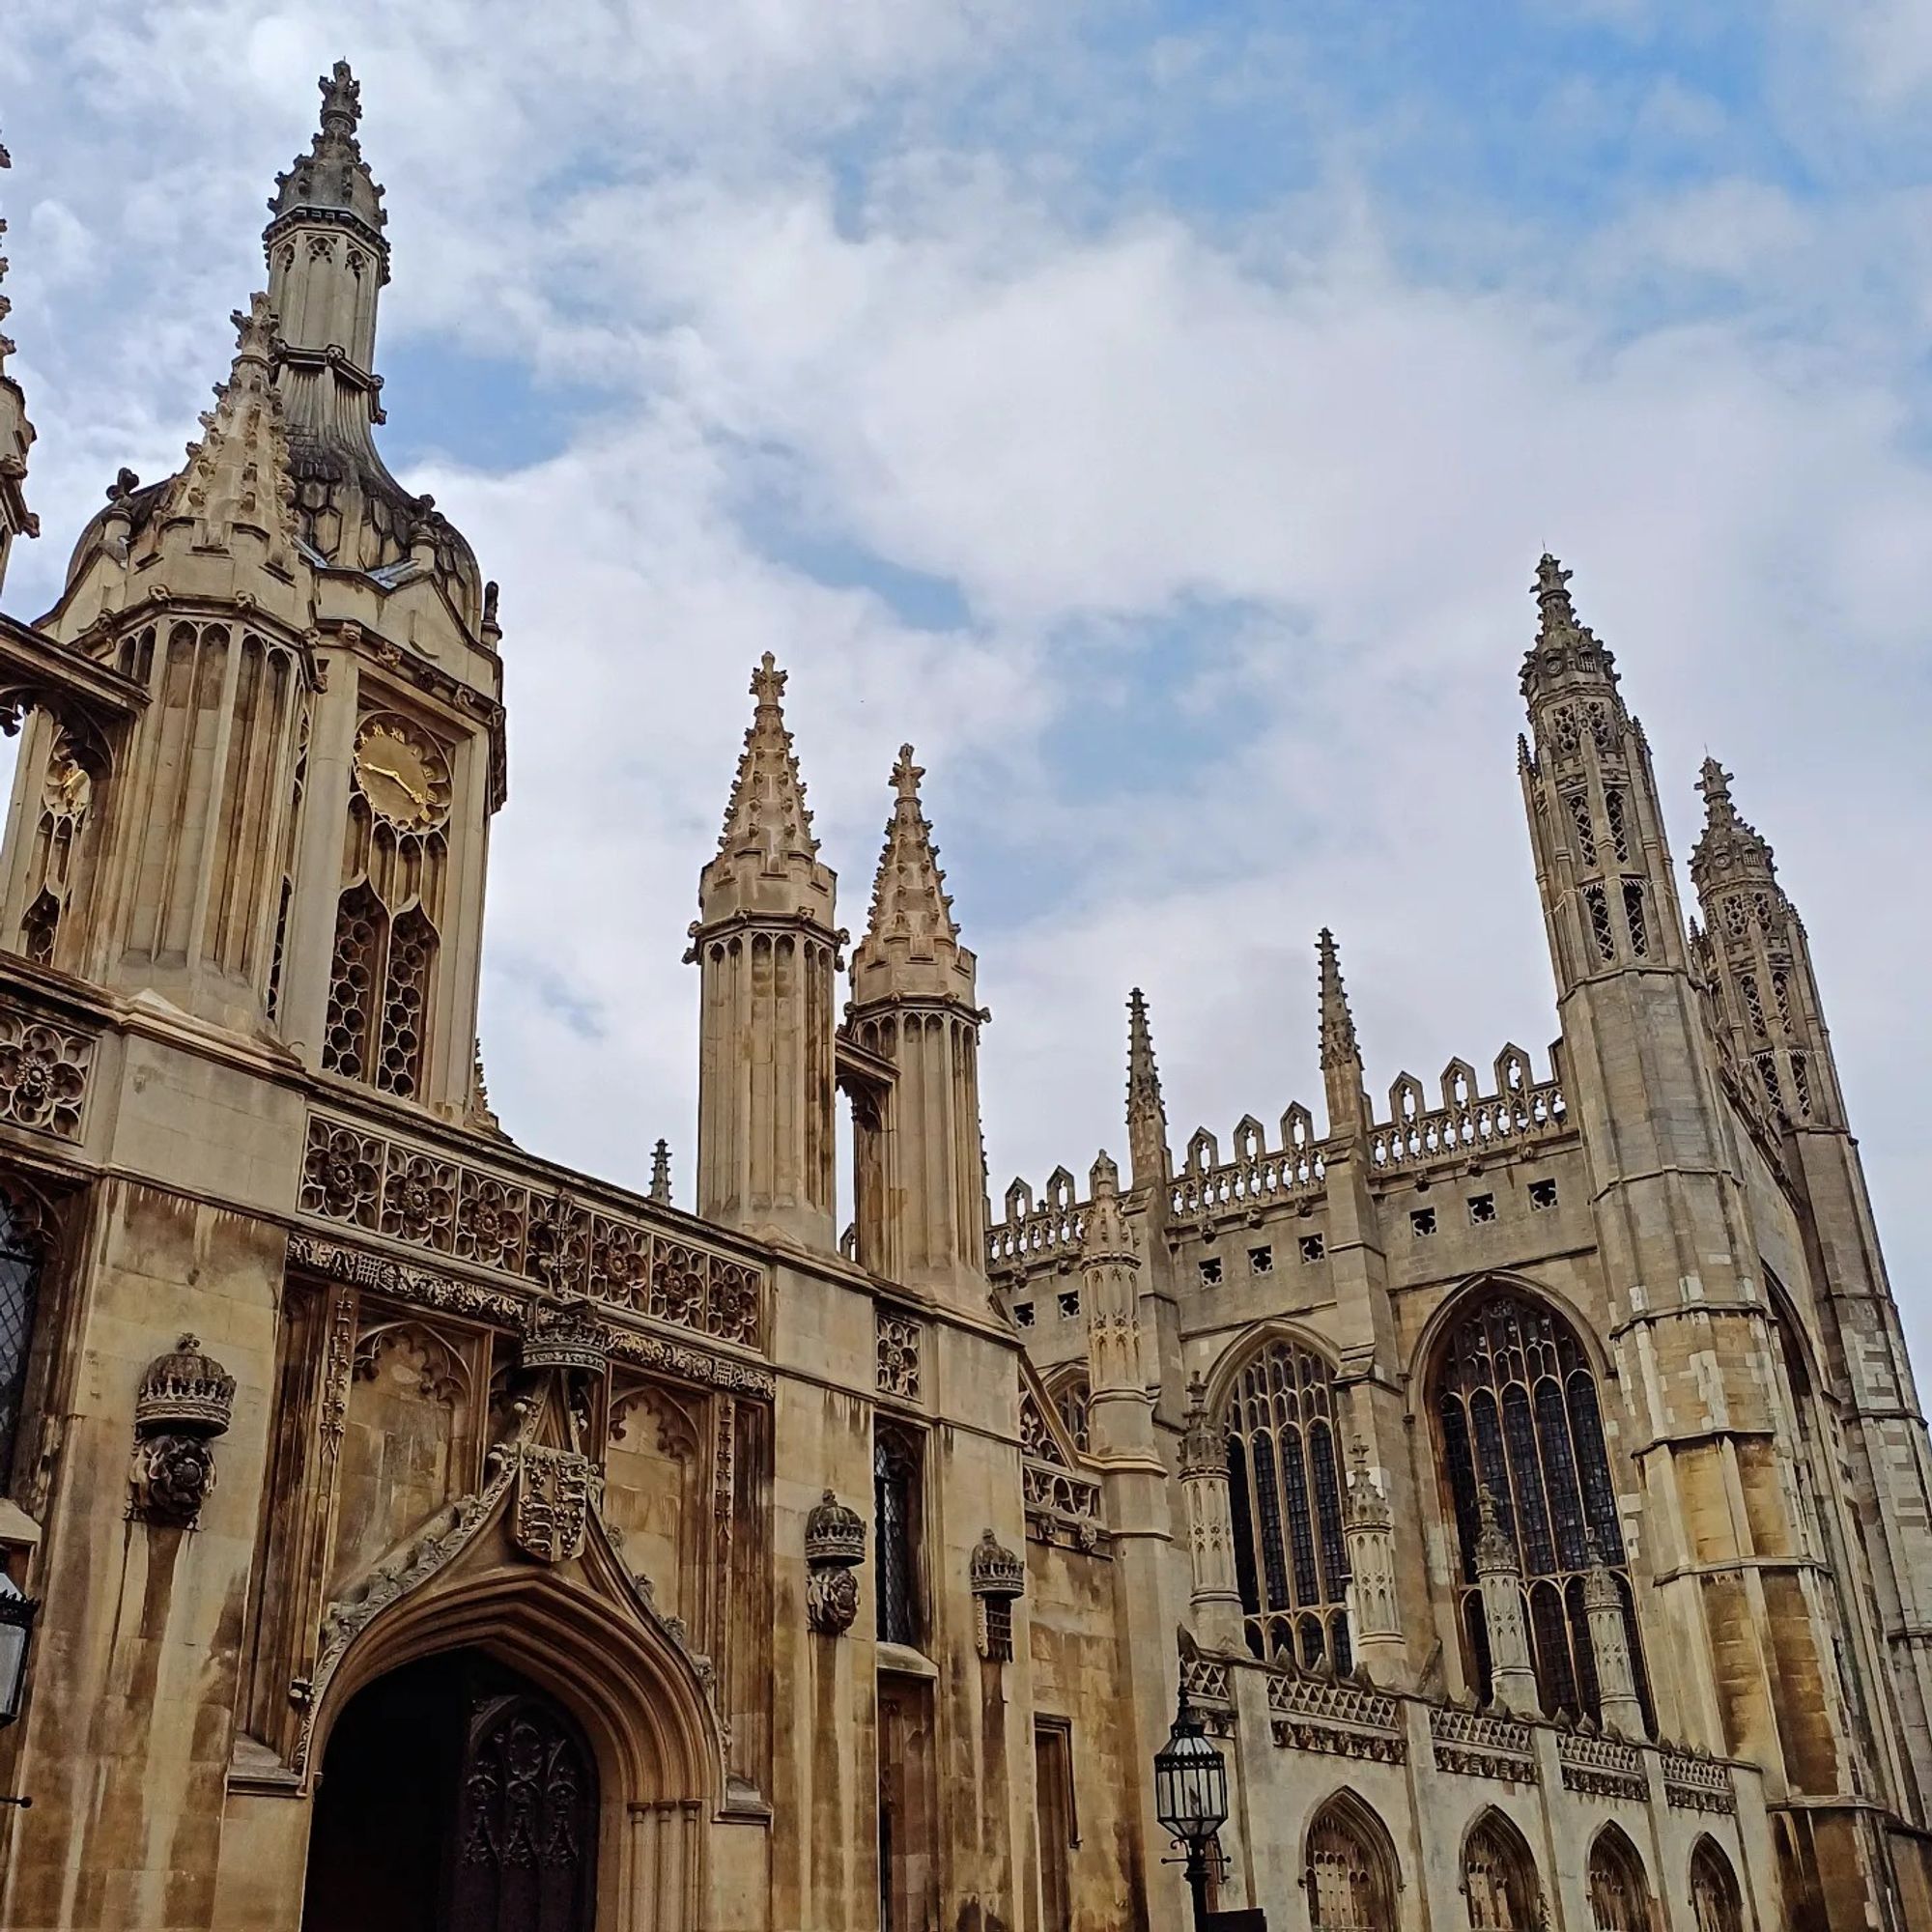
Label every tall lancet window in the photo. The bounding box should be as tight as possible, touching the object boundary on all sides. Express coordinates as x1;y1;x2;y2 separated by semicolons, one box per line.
1223;1337;1351;1672
0;1190;43;1479
1689;1840;1744;1932
874;1423;923;1649
322;713;451;1099
1434;1289;1650;1726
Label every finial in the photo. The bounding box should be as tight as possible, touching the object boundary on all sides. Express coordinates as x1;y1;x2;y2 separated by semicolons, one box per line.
751;650;787;707
319;59;362;136
1079;1148;1136;1266
648;1138;672;1205
1473;1483;1519;1573
1089;1149;1120;1198
892;743;923;802
1696;755;1734;817
230;291;279;371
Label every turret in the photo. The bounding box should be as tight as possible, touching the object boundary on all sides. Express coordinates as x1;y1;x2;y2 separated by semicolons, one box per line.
1689;758;1845;1129
0;62;504;1117
1519;554;1689;991
689;655;839;1250
0;128;37;598
845;745;986;1300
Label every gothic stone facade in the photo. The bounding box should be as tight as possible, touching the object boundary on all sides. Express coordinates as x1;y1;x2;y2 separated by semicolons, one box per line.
0;64;1926;1932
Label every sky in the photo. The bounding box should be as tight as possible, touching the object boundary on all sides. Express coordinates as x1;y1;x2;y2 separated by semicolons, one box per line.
3;2;1931;1363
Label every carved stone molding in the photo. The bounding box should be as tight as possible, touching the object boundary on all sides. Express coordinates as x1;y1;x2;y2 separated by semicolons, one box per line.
1429;1704;1539;1783
298;1112;766;1350
507;1441;601;1565
286;1231;777;1402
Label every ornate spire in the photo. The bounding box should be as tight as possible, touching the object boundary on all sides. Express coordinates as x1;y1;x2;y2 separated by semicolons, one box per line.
154;295;299;570
696;654;835;930
1126;987;1163;1118
0;127;37;591
1318;928;1369;1139
719;655;818;863
1521;552;1620;708
1123;985;1171;1193
265;59;388;290
1690;755;1776;894
1473;1485;1519;1576
1317;928;1358;1072
648;1138;672;1206
849;742;977;1008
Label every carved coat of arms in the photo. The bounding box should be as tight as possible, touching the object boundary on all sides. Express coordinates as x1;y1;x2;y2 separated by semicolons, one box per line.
509;1443;601;1564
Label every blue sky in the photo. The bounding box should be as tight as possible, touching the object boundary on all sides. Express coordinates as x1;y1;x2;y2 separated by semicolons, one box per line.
5;0;1932;1362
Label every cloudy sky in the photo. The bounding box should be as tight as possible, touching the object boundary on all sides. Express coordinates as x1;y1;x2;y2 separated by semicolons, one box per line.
4;2;1931;1358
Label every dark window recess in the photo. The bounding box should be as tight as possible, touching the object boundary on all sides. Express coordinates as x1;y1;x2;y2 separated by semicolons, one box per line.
1299;1234;1325;1264
1013;1302;1035;1328
1198;1258;1223;1288
1410;1208;1437;1237
1468;1193;1497;1225
980;1598;1013;1663
1057;1291;1080;1320
0;1198;43;1478
1248;1245;1273;1276
1529;1179;1558;1210
874;1428;923;1648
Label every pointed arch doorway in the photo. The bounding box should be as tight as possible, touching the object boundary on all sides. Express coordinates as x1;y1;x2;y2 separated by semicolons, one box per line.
300;1648;598;1932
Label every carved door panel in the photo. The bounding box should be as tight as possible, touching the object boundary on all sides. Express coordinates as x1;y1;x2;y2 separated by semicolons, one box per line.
447;1680;598;1932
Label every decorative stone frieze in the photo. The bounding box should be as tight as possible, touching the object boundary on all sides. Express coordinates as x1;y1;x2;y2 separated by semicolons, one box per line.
804;1490;865;1635
286;1232;777;1400
1661;1747;1738;1814
1266;1666;1405;1762
0;1005;92;1141
129;1333;236;1527
1430;1704;1538;1783
299;1112;766;1350
1556;1728;1647;1801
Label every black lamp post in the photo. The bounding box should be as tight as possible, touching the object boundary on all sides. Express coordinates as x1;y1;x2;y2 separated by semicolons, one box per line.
1153;1687;1228;1932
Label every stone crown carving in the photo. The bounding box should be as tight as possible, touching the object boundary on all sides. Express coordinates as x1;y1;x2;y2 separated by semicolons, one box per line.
968;1528;1024;1602
521;1296;610;1377
135;1334;237;1435
804;1490;866;1569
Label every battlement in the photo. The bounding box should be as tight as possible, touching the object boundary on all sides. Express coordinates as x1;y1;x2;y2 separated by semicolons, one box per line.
986;1041;1571;1286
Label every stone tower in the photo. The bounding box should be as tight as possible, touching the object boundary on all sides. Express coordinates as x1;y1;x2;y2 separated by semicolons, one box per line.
690;653;839;1250
845;745;986;1304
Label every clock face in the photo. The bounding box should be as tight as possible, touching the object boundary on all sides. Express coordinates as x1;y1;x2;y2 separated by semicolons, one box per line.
354;717;451;832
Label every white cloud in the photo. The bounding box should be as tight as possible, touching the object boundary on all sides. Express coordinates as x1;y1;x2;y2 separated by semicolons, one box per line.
5;5;1932;1376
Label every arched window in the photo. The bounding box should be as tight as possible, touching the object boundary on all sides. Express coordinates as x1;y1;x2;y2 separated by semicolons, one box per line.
1434;1289;1649;1726
1689;1839;1744;1932
1587;1826;1651;1932
1223;1337;1351;1672
1304;1791;1398;1932
1463;1811;1540;1931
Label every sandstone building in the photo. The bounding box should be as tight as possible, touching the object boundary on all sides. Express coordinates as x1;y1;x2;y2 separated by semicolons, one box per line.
0;63;1926;1932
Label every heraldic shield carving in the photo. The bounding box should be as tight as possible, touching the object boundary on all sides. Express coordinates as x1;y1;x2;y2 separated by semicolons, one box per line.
509;1442;603;1564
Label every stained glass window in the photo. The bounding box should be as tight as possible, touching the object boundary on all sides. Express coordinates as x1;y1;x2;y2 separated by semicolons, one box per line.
1435;1291;1650;1726
1222;1339;1351;1670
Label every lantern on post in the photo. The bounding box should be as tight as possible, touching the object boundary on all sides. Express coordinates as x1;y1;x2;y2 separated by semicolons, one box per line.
1153;1686;1228;1932
0;1573;38;1728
